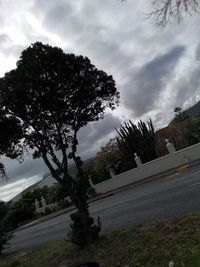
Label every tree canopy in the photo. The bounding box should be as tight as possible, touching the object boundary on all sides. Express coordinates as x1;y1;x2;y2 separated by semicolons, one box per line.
0;42;119;183
0;42;119;246
0;112;23;178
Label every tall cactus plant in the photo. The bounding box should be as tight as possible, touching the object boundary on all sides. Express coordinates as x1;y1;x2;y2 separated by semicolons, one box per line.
116;119;157;164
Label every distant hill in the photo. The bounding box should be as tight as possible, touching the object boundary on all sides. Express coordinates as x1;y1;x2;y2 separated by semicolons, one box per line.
184;101;200;117
169;101;200;125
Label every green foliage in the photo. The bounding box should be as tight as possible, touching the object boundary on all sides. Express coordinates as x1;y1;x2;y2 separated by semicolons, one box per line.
85;138;133;186
47;184;68;203
44;207;52;215
84;165;110;185
0;41;119;172
0;225;12;255
87;187;97;198
2;201;34;230
0;184;70;230
0;201;12;254
184;119;200;146
57;199;70;210
0;113;23;178
173;106;190;124
20;184;68;209
116;119;157;164
0;201;7;220
68;211;101;248
94;138;124;177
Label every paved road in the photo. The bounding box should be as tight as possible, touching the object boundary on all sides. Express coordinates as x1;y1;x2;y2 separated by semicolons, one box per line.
5;166;200;254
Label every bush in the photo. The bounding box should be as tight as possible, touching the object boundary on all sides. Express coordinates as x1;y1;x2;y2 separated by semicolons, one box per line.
57;199;71;210
0;225;12;254
68;211;101;247
0;201;12;254
44;207;52;215
184;119;200;146
0;201;7;220
87;187;97;198
2;202;34;230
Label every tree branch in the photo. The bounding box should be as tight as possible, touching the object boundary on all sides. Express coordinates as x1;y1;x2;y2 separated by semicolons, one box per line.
147;0;200;28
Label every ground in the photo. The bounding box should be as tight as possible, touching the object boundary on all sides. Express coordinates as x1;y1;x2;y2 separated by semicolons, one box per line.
1;212;200;267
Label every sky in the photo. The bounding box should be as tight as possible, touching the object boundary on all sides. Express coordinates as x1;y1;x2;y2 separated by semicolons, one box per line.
1;0;200;201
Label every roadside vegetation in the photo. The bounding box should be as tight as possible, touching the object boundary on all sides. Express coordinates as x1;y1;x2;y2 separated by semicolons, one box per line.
0;184;70;232
1;212;200;267
86;107;200;187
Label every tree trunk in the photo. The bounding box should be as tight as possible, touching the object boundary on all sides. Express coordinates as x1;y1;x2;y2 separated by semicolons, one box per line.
66;177;101;247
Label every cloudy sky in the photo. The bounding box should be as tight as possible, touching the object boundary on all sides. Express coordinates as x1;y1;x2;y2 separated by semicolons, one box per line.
1;0;200;201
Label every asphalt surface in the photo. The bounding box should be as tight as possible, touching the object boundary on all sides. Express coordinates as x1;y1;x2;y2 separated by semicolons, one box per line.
4;165;200;254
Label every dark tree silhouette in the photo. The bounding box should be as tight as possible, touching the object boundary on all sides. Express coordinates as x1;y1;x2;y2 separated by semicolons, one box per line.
0;111;23;178
116;119;157;164
0;42;119;246
173;106;190;123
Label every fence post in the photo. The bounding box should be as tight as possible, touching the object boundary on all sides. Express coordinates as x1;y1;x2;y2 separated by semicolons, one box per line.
41;196;47;208
106;165;115;177
35;198;40;211
134;153;142;167
165;139;176;154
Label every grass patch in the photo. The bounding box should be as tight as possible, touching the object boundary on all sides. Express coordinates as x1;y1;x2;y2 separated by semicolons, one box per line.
1;212;200;266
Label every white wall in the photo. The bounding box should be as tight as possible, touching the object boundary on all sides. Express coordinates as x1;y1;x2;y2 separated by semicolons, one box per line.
92;142;200;194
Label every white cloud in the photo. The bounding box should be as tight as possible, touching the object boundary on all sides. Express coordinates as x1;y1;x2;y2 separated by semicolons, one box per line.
0;175;42;202
0;0;200;200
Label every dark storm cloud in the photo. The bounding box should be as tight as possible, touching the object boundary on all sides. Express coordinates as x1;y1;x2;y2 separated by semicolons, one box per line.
42;1;75;33
30;0;186;119
33;0;135;73
78;113;122;158
122;45;186;117
2;155;48;184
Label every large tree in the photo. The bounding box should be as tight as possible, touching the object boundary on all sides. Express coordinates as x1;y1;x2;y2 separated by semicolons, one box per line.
0;42;119;246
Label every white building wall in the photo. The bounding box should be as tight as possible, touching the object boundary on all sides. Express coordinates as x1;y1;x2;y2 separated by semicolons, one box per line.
92;142;200;194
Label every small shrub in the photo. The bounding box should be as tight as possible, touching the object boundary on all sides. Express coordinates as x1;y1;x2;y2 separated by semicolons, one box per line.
44;207;52;215
0;225;12;254
57;199;70;210
87;187;97;199
2;203;34;230
68;211;101;248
